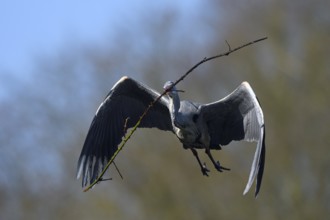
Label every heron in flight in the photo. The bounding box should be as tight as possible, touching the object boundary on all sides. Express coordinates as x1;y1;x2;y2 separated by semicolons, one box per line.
77;76;265;196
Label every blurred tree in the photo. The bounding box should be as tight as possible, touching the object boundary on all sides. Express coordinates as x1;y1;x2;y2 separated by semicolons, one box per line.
0;0;329;219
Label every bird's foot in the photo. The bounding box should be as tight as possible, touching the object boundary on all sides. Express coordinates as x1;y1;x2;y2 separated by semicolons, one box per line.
214;161;230;172
201;162;210;176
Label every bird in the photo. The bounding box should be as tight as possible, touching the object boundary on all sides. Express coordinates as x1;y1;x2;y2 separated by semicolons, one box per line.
77;76;265;196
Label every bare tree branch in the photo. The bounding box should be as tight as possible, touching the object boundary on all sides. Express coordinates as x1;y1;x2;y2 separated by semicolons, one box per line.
83;36;268;192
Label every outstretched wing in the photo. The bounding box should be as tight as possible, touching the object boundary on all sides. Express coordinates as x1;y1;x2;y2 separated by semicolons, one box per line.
200;82;265;197
77;76;172;187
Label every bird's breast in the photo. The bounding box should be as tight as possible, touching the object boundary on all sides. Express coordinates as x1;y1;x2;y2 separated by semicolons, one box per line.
171;110;209;147
174;127;196;142
173;123;209;148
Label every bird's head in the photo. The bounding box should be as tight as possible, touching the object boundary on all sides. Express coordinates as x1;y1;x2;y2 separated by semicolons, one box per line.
163;81;184;98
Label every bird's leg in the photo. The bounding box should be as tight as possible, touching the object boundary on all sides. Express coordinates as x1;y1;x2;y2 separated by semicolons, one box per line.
205;148;230;172
190;148;210;176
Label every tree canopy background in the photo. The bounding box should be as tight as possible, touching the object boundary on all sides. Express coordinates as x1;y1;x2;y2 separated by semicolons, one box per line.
1;0;329;219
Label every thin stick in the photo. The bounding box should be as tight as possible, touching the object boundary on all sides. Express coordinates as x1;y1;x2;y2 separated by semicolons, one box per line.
113;161;123;179
170;37;268;89
83;36;268;192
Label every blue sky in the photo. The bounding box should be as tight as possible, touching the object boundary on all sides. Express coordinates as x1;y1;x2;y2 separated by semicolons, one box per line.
0;0;200;78
0;0;218;194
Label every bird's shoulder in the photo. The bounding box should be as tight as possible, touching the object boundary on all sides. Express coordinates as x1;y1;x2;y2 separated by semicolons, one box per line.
179;100;201;114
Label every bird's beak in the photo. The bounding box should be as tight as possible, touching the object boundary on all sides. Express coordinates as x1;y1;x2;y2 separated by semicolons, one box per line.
164;88;184;94
165;89;184;94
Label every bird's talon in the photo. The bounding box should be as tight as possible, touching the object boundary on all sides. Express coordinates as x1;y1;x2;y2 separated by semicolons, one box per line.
202;162;210;171
214;161;230;172
202;168;210;176
202;162;210;176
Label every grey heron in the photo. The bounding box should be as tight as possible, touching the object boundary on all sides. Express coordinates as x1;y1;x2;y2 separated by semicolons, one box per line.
77;76;265;196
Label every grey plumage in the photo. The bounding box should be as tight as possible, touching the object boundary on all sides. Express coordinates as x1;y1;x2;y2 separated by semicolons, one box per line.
77;76;266;196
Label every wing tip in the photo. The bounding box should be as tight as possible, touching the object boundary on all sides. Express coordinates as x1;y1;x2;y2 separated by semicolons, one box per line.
255;127;266;197
76;155;85;180
242;176;261;198
243;185;250;196
242;177;255;197
243;125;266;198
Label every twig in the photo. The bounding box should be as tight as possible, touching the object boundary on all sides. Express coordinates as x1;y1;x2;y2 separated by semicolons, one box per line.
169;37;268;90
113;161;123;179
83;36;268;192
225;40;231;51
99;177;112;182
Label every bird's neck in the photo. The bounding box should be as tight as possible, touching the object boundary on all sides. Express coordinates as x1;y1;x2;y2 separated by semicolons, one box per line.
169;93;180;119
